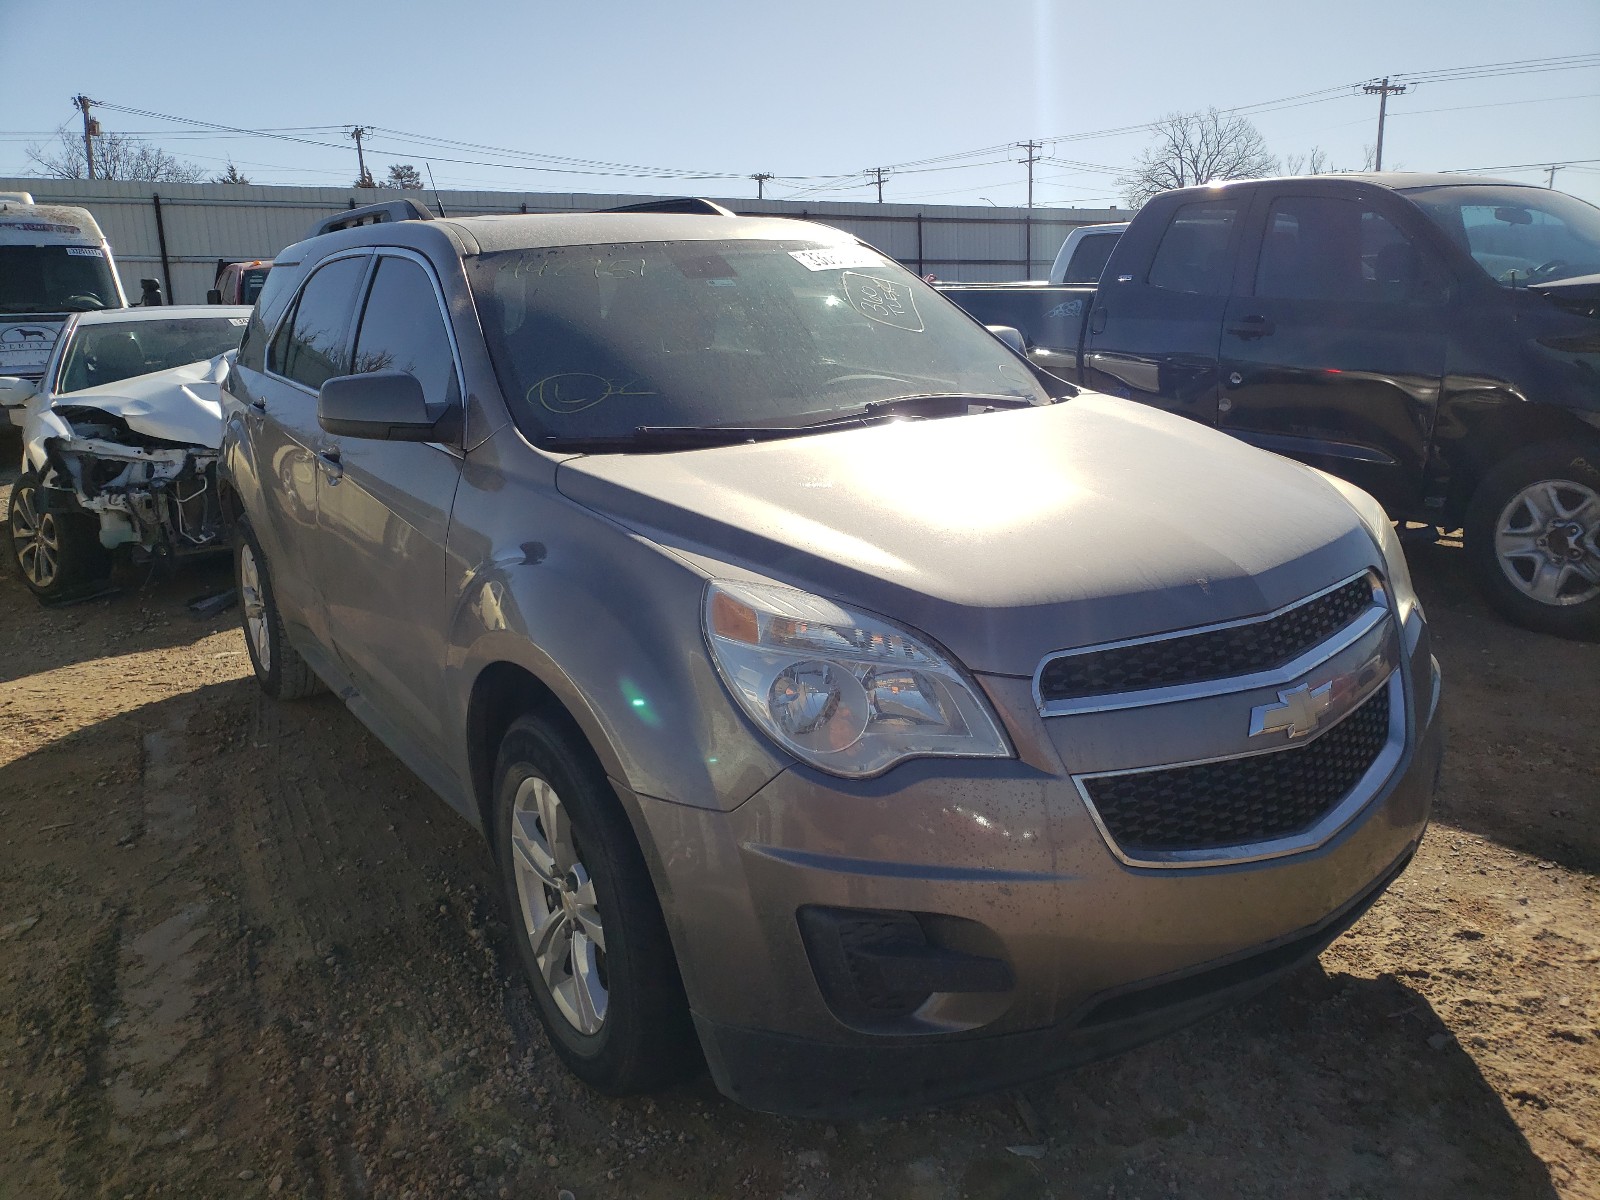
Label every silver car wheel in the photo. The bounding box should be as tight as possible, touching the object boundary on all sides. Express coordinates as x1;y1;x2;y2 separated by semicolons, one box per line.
1493;478;1600;607
510;775;609;1035
238;541;272;673
12;487;59;590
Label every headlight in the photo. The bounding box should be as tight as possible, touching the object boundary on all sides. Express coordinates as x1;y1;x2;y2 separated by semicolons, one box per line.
703;580;1010;778
1318;472;1422;622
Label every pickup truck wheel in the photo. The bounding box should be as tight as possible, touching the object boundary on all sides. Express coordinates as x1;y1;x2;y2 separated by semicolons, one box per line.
7;470;110;601
1465;442;1600;640
493;713;697;1094
235;526;325;699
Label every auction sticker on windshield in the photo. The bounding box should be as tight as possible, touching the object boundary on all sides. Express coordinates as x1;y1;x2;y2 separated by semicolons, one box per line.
789;246;883;272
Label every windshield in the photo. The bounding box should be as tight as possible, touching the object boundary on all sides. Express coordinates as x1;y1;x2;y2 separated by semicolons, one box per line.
57;316;245;394
0;244;121;314
466;238;1046;442
1407;185;1600;285
239;266;271;304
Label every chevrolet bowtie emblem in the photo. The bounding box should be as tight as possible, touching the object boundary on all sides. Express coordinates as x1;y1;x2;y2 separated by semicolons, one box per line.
1250;681;1334;740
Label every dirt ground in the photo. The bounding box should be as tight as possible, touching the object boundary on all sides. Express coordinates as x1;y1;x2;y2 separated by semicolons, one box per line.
1;428;1596;1200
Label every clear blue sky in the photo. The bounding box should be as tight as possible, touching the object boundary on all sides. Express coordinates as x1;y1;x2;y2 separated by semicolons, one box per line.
2;0;1597;206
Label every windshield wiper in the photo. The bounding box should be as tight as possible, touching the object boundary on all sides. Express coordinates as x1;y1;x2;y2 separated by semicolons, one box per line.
806;392;1038;428
538;422;865;453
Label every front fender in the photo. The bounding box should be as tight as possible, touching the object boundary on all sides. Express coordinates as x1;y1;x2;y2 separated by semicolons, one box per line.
442;438;792;814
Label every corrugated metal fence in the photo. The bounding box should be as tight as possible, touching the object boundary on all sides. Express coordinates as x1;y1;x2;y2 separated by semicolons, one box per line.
0;177;1128;303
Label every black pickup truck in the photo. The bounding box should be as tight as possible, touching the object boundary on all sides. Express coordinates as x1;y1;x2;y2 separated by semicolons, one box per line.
942;173;1600;639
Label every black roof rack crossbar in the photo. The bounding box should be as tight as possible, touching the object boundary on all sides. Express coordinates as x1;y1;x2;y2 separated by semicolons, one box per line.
597;197;737;217
305;197;435;241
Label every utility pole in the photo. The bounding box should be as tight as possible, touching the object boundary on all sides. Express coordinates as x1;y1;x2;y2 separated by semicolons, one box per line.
1362;77;1409;171
1018;140;1044;208
867;166;890;202
350;126;374;187
73;95;99;180
1547;164;1560;189
751;172;773;200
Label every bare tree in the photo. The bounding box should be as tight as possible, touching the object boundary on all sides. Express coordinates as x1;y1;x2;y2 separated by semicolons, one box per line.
212;161;251;185
1283;147;1331;176
384;163;425;190
1120;109;1278;206
26;128;206;184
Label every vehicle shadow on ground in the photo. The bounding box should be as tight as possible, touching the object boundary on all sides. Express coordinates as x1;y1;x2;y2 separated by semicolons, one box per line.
0;682;1561;1199
1402;537;1600;875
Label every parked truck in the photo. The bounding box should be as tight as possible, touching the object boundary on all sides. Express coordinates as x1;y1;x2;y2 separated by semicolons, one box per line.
0;191;127;384
940;174;1600;639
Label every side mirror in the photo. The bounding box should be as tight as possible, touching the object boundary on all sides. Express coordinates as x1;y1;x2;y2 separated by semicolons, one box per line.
0;376;39;409
318;371;441;441
206;288;223;304
986;325;1027;357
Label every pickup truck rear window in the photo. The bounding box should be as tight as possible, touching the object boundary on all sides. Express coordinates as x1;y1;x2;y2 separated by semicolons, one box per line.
1147;201;1240;294
466;239;1046;442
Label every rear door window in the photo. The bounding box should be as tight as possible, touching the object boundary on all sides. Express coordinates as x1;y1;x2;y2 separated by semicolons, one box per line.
1147;201;1242;294
271;255;368;390
350;256;460;407
1255;196;1435;301
1062;232;1119;284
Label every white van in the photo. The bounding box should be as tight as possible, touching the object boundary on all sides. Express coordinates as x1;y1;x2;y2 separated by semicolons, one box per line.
0;192;127;383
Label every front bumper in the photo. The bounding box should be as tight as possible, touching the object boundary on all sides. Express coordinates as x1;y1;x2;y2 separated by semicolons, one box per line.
628;615;1442;1118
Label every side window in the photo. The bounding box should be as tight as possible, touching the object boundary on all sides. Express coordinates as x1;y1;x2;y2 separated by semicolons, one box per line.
238;266;296;372
1147;201;1241;294
1256;197;1434;302
270;255;368;390
350;256;461;407
1063;233;1119;284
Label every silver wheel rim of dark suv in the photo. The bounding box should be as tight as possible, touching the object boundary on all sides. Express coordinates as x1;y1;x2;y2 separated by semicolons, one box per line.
1494;478;1600;607
511;776;608;1035
239;543;272;672
12;486;59;590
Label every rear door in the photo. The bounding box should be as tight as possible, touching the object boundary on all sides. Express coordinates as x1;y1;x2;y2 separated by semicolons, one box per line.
1217;185;1449;515
1082;193;1250;424
311;250;465;757
253;251;371;640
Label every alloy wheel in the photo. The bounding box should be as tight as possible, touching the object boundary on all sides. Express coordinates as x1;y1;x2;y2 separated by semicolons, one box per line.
510;775;609;1035
238;542;272;673
12;486;59;590
1493;478;1600;607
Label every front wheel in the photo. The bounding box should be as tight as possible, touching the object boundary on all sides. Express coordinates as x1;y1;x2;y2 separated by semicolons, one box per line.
1465;442;1600;640
235;524;325;699
493;713;697;1094
7;470;110;601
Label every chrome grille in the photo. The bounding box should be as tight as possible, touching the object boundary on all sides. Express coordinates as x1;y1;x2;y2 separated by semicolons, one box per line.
1081;685;1391;856
1038;574;1379;707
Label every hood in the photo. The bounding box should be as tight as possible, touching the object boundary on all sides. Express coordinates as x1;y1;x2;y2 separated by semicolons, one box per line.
49;352;231;449
1531;272;1600;303
554;393;1378;676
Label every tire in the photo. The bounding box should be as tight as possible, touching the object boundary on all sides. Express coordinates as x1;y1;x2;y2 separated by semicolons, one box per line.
1465;441;1600;641
235;523;325;699
493;712;698;1094
7;470;111;601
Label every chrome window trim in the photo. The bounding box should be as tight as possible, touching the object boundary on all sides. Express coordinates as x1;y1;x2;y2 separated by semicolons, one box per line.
1034;569;1386;717
1072;668;1406;870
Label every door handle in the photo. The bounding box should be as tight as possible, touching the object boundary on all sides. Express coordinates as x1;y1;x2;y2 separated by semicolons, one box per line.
1088;306;1108;335
316;446;343;484
1226;315;1275;339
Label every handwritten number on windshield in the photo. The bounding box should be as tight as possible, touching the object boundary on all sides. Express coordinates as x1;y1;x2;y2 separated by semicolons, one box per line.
533;373;656;414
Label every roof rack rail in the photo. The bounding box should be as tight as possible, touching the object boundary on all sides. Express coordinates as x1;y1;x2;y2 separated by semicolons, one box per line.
305;197;435;241
598;197;737;217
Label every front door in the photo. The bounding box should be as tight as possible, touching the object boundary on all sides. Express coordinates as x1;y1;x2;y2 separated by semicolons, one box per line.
254;251;372;644
311;251;465;757
1082;193;1250;425
1217;188;1449;516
